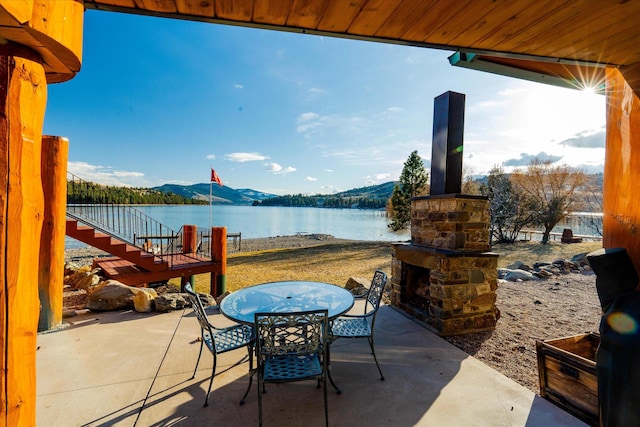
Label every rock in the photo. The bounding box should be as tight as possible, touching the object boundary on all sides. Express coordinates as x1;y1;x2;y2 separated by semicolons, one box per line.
215;291;229;306
133;288;158;313
506;261;532;271
571;252;590;267
503;269;538;282
533;269;554;279
75;274;101;292
345;277;369;296
155;293;189;312
65;267;101;289
86;280;138;311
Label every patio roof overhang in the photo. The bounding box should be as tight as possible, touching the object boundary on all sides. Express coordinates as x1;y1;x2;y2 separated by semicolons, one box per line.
80;0;638;95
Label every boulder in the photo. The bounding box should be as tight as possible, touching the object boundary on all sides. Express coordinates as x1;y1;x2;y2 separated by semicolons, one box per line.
65;267;101;289
155;293;189;312
506;261;532;271
214;291;229;306
502;269;538;282
345;277;369;297
75;274;101;292
86;280;138;311
133;288;158;313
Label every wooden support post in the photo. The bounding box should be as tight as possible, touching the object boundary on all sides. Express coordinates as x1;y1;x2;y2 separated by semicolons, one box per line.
211;227;227;297
603;68;640;273
0;55;47;427
182;224;197;254
181;225;197;291
38;135;69;331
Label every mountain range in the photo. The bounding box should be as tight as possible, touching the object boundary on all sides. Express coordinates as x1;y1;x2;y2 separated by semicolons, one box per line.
152;182;396;205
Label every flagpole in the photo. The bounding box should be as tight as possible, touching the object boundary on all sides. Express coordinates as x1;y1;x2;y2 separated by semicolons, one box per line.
209;166;212;232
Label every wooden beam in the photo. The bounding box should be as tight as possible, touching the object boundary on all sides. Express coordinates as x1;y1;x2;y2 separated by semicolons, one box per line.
38;135;68;332
603;67;640;275
0;54;47;427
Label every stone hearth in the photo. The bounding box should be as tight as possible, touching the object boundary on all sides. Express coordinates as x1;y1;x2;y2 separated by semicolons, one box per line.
389;194;499;336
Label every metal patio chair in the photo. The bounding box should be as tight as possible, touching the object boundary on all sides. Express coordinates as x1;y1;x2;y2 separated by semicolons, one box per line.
328;270;388;388
184;283;254;407
255;309;329;427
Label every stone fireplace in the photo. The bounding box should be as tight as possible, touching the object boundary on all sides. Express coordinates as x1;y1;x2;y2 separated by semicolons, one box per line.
389;194;499;336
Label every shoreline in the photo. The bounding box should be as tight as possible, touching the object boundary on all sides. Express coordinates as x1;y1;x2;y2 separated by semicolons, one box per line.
64;234;406;266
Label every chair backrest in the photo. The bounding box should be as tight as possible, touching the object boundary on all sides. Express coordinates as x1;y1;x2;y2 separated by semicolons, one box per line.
184;283;215;340
255;310;328;358
364;270;388;314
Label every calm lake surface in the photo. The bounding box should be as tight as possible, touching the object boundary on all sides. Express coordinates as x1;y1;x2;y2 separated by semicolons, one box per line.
67;205;409;249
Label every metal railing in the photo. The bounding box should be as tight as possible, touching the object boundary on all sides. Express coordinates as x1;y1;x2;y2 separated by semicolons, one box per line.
66;173;240;261
66;172;183;259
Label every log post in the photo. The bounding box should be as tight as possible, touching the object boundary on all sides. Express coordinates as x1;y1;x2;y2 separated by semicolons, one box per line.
0;54;47;427
38;135;69;332
181;225;197;290
604;68;640;272
211;227;227;297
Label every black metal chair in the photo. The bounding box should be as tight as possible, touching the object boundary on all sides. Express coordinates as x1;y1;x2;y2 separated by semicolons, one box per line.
184;283;254;407
255;309;329;427
328;270;388;388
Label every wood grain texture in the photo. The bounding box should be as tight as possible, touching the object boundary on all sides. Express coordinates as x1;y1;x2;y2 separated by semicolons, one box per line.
604;68;640;273
38;135;68;332
0;55;47;427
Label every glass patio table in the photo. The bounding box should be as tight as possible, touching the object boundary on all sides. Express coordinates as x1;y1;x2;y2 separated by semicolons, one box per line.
220;280;355;324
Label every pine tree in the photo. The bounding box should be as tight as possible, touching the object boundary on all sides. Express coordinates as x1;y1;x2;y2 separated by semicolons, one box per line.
388;150;429;231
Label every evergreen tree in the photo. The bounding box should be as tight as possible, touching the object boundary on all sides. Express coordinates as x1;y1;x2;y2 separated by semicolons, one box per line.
388;150;429;231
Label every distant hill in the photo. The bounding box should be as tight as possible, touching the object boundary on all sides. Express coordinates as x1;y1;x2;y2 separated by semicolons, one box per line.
152;183;277;205
333;181;397;199
256;181;397;209
153;181;397;207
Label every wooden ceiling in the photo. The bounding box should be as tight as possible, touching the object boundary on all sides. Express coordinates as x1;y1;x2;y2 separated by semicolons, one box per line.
81;0;640;92
82;0;640;66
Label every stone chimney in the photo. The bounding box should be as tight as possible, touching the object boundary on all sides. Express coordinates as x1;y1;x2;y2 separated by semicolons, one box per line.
389;91;499;336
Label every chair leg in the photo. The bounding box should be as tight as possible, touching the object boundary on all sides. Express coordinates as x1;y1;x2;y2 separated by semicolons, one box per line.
192;338;204;380
326;342;342;394
240;344;254;405
367;336;384;381
257;372;264;427
204;352;217;407
322;373;328;427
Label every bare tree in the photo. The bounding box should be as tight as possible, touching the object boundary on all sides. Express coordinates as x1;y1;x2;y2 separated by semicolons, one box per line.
482;166;536;244
511;160;587;244
578;173;603;237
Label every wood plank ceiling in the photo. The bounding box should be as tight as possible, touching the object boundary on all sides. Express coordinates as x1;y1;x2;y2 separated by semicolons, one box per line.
82;0;640;92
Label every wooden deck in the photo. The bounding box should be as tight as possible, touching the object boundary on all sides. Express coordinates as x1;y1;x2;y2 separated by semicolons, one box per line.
94;253;222;286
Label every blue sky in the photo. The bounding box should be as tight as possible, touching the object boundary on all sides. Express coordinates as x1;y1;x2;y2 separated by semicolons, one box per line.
44;10;606;196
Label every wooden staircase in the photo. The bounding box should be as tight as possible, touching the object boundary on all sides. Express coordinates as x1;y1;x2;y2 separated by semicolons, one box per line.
66;219;169;272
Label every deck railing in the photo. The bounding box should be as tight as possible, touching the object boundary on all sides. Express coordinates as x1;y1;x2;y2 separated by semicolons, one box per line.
66;172;185;257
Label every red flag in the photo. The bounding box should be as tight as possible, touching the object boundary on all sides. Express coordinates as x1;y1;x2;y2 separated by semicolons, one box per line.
210;168;223;187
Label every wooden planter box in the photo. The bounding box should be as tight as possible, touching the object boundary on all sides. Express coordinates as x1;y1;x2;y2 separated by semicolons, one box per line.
536;333;599;426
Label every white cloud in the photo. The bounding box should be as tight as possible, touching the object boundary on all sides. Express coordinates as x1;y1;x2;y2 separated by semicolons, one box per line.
265;163;296;174
67;161;146;187
323;169;334;173
387;107;403;112
234;84;244;89
206;154;216;160
375;173;391;181
266;162;283;173
298;112;319;122
305;176;318;181
226;152;269;162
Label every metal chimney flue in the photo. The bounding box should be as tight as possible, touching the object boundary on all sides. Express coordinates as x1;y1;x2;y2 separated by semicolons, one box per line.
430;91;465;196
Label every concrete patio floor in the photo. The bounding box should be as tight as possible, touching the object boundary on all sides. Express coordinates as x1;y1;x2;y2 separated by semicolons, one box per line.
36;304;587;426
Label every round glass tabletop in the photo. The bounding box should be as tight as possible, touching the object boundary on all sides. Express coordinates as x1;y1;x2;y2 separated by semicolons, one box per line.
220;281;355;324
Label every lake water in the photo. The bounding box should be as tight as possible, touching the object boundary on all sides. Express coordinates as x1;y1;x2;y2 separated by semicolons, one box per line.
66;205;410;248
66;204;602;249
